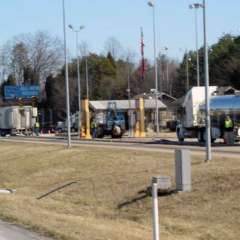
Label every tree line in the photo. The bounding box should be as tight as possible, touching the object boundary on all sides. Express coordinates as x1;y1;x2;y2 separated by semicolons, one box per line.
176;34;240;97
0;32;239;122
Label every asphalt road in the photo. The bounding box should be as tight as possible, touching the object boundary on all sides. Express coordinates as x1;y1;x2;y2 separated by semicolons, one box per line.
0;221;51;240
1;135;240;157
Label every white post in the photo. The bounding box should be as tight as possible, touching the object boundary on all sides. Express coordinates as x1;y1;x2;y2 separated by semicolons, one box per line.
76;31;82;139
148;1;159;134
203;0;212;161
152;182;160;240
194;7;200;86
85;57;89;99
62;0;71;148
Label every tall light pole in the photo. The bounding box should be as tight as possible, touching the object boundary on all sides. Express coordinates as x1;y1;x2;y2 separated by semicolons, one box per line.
85;57;89;99
203;0;211;161
148;0;159;134
165;48;169;93
189;3;203;87
160;47;168;93
185;53;192;91
62;0;71;148
126;56;132;137
68;24;85;138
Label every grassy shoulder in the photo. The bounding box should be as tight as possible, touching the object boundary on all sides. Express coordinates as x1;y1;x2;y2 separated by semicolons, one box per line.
0;142;239;240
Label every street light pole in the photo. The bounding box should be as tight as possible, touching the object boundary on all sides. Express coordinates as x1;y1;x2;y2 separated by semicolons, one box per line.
161;47;168;93
126;57;133;137
62;0;71;148
189;3;203;87
203;0;211;161
185;52;191;91
186;55;189;91
148;0;159;134
85;57;89;99
68;25;85;139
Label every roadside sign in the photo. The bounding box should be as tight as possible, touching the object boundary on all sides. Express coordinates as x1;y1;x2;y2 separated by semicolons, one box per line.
4;85;40;100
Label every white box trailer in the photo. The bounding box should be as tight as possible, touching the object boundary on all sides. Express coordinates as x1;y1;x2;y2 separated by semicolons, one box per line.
0;106;38;136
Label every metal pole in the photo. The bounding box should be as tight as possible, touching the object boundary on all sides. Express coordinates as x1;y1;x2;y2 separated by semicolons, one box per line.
127;60;133;137
166;60;169;93
76;31;82;139
62;0;71;148
152;4;159;134
195;7;200;86
152;183;160;240
85;57;89;99
203;0;211;161
186;53;189;91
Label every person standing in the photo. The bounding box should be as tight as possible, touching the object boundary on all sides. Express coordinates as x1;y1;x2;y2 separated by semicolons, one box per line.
91;118;97;138
223;115;234;144
34;120;40;136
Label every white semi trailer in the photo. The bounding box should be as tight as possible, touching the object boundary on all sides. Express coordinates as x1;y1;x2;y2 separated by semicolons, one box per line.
176;86;240;142
0;106;38;136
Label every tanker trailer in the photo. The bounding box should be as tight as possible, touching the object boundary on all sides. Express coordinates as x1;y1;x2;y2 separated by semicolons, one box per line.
176;86;217;142
197;94;240;142
0;106;38;136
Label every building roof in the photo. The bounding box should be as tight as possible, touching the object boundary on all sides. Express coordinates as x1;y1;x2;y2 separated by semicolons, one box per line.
89;99;166;111
134;92;176;106
215;86;238;95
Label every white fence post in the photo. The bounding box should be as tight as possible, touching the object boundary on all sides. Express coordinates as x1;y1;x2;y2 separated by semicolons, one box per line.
152;182;160;240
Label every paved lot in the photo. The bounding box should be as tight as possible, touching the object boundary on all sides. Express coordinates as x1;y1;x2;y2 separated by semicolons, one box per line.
0;221;51;240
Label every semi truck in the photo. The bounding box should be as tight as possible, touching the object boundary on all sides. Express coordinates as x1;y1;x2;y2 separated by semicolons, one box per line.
0;106;38;136
176;86;240;142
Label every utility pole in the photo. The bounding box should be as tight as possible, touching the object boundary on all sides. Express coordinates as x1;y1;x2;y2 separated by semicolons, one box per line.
185;52;191;91
68;25;85;139
203;0;212;161
62;0;71;148
148;0;160;134
85;57;89;99
189;3;203;86
127;58;133;137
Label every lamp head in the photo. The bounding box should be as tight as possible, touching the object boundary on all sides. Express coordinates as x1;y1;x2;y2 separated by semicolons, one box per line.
189;3;204;9
80;25;85;30
148;1;154;7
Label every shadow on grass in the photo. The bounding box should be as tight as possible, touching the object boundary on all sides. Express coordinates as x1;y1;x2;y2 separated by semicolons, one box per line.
117;188;177;209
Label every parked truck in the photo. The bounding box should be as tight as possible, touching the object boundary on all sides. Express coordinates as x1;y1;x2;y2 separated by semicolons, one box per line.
176;86;240;142
0;106;38;136
95;102;126;138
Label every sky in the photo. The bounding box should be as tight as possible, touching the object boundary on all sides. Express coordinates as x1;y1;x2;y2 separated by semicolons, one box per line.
0;0;240;62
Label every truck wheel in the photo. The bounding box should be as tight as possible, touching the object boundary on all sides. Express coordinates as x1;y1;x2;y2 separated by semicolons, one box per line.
177;129;184;142
112;126;122;138
178;137;184;142
0;130;6;137
198;130;204;143
211;138;216;143
96;126;104;138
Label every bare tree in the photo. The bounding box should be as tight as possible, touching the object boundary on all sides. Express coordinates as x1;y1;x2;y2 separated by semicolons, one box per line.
157;53;179;95
104;37;123;59
10;42;29;85
0;44;11;82
2;31;63;85
25;32;63;84
79;41;89;57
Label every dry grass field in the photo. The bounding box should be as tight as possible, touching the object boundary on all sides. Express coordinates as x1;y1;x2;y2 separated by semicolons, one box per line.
0;142;239;240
